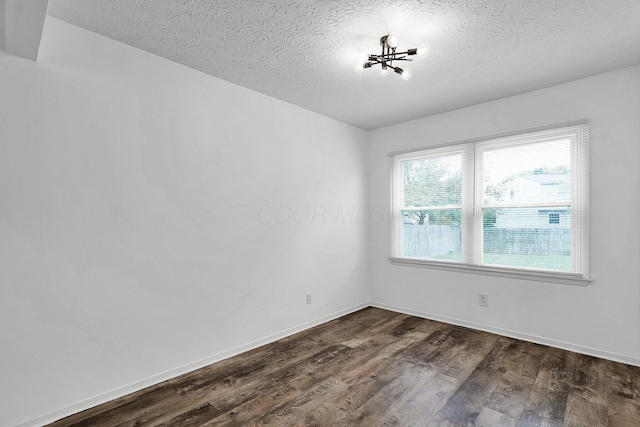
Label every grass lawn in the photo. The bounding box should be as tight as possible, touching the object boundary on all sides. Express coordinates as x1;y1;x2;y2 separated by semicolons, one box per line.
434;252;571;271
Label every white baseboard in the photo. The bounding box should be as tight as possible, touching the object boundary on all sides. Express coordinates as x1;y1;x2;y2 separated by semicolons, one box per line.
16;302;369;427
16;300;639;427
369;301;640;367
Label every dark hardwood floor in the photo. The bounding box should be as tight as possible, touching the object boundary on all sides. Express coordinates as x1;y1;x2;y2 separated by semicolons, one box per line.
47;307;640;426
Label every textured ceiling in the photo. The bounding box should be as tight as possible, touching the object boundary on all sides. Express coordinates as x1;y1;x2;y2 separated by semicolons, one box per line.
47;0;640;130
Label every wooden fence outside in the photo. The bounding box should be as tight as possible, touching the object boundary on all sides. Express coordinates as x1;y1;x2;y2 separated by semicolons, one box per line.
402;224;570;258
484;227;571;255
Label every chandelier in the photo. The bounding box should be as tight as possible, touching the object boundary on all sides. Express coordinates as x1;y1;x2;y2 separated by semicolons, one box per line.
355;34;429;80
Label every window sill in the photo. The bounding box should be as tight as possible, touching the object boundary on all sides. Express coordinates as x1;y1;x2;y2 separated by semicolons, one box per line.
388;257;592;286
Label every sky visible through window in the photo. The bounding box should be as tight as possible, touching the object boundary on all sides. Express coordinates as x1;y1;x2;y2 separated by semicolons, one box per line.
483;138;571;186
425;138;571;188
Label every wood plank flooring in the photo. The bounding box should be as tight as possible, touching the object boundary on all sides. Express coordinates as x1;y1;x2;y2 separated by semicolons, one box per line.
47;307;640;426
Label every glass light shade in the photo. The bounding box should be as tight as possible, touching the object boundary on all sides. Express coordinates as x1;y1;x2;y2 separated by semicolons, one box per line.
380;66;390;76
354;62;365;73
417;44;431;58
387;34;398;48
401;68;412;80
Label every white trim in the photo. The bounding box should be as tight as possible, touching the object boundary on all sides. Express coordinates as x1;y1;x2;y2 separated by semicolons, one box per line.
369;302;640;367
389;155;401;257
389;122;590;281
388;256;592;286
402;205;463;211
481;202;571;209
13;299;639;427
15;303;369;427
463;144;476;264
472;142;483;265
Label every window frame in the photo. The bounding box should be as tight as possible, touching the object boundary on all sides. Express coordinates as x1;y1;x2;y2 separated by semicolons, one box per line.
391;144;468;262
388;121;591;286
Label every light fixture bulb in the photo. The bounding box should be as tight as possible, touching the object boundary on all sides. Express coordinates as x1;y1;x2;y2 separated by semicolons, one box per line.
380;66;390;77
354;62;364;73
401;68;412;80
387;34;398;48
417;44;431;58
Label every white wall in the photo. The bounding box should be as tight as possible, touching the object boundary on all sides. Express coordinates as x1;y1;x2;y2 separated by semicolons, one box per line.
2;13;639;427
368;65;640;365
0;1;4;50
0;17;368;427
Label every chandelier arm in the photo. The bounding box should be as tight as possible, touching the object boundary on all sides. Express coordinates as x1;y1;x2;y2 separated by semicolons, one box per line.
393;50;418;56
372;54;412;62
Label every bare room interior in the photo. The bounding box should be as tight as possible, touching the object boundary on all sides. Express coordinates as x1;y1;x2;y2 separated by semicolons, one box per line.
1;1;639;426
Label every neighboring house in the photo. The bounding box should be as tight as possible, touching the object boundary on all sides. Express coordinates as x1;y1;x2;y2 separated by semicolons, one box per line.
494;173;570;228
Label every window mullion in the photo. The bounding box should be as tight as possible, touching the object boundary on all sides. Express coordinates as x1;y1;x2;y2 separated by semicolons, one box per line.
474;144;484;266
462;143;476;265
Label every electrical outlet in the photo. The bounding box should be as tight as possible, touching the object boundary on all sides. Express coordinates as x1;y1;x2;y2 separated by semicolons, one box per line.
306;293;312;304
479;293;489;307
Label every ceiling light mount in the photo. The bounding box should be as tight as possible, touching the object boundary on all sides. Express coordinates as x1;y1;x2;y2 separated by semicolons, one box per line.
356;34;429;80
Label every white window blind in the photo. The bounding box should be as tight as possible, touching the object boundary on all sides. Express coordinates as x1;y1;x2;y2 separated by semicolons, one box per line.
398;148;464;262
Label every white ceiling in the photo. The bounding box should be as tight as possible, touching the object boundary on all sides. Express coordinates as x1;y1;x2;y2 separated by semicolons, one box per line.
46;0;640;130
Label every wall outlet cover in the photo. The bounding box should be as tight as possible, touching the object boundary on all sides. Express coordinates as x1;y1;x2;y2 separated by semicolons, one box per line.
479;293;489;307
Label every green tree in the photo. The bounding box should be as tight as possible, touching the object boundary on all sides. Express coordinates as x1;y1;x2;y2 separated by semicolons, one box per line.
483;209;498;228
483;175;514;228
403;158;462;225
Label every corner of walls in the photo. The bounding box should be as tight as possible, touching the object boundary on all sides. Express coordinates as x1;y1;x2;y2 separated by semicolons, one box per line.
15;302;369;427
1;0;48;60
369;302;640;367
363;127;380;304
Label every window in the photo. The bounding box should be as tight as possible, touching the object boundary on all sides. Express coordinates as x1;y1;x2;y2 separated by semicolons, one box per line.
390;122;590;284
